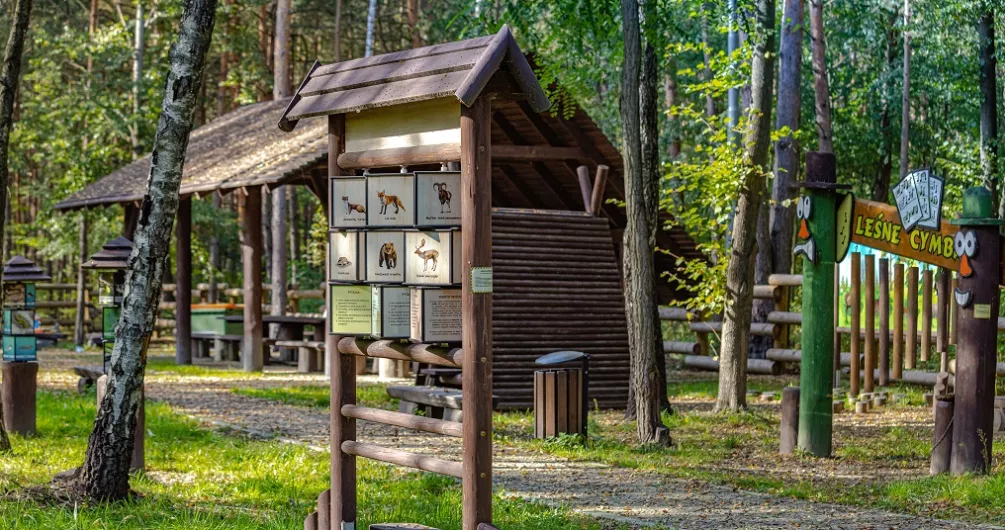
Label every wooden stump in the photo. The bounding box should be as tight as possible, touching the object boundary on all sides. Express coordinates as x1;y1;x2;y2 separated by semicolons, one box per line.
779;387;799;455
1;361;37;436
932;397;954;475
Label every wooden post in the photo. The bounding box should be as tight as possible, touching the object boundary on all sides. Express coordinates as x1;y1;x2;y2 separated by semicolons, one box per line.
461;96;493;529
576;165;593;214
936;268;949;354
239;187;264;371
878;258;890;386
864;254;875;393
588;165;609;218
921;269;933;363
950;189;1002;475
780;386;799;455
1;361;37;436
849;252;861;398
176;197;193;365
906;267;919;369
893;263;904;381
950;274;959;345
833;272;840;387
74;215;88;346
327;114;356;528
932;396;954;475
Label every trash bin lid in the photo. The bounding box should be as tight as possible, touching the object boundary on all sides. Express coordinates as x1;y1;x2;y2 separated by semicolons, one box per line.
535;350;588;365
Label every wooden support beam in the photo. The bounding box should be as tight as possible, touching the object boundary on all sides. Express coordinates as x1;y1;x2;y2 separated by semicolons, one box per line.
338;337;463;368
341;441;463;478
589;165;609;217
461;96;493;529
176;197;193;365
239;187;264;371
494;144;588;162
576;166;593;213
337;143;461;169
74;214;87;347
341;405;464;437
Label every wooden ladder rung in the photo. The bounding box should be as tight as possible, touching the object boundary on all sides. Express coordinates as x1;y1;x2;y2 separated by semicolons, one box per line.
342;405;463;437
341;441;463;478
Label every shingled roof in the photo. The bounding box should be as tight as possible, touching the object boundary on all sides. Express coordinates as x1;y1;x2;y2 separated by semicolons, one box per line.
54;98;326;210
278;25;549;131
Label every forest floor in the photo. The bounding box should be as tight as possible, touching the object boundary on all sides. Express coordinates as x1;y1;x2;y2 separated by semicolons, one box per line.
22;345;1005;529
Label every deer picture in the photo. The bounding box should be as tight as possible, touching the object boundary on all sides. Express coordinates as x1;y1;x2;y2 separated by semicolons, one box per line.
378;242;397;270
432;182;452;213
376;190;406;215
414;238;440;272
343;196;365;215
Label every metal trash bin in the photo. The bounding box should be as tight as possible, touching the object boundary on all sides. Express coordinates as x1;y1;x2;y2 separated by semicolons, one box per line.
533;351;589;439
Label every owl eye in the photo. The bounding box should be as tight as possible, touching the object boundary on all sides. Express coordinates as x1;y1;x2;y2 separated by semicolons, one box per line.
964;231;977;257
954;231;966;257
796;198;805;219
801;196;812;219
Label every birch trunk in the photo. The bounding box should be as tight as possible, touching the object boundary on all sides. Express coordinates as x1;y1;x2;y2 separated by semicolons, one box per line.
73;0;216;500
716;0;775;412
809;0;833;153
621;0;670;443
0;0;33;454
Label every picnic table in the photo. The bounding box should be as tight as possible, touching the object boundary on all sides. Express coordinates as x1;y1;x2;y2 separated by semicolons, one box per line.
224;314;325;371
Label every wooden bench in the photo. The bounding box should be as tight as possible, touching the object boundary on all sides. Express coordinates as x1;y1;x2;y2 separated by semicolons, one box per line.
73;365;105;394
274;339;324;373
387;385;498;423
190;332;241;361
416;367;461;388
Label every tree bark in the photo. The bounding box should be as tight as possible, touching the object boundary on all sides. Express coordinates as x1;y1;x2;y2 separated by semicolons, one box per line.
871;10;899;202
75;214;88;346
898;0;911;180
365;0;377;57
0;0;32;454
621;0;670;444
334;0;343;61
809;0;833;152
129;2;145;159
979;11;999;212
407;0;421;48
716;0;776;413
270;0;292;331
208;194;220;303
73;0;216;500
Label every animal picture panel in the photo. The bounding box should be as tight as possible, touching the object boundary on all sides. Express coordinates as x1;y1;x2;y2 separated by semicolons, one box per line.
364;230;406;283
409;287;462;343
415;171;462;227
404;230;462;285
370;285;411;339
329;230;365;282
366;173;416;227
3;283;25;309
2;335;36;362
329;284;373;336
9;310;33;335
330;176;368;229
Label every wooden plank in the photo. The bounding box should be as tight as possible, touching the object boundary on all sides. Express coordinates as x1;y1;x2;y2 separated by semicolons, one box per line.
338;337;463;368
176;197;193;365
337;143;462;169
864;254;875;393
461;96;493;528
849;252;860;397
494;145;588;162
312;36;493;76
544;371;556;438
345;98;460;152
906;267;919;369
937;268;950;354
556;370;568;434
342;404;463;437
878;258;890;386
303;49;484;96
850;198;958;270
341;441;463;478
239;187;264;372
893;263;904;380
291;70;469;120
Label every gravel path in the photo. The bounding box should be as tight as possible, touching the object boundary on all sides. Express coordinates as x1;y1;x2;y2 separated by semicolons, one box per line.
32;349;1003;530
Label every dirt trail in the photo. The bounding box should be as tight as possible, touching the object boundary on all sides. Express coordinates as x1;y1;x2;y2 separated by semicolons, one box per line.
33;350;1002;530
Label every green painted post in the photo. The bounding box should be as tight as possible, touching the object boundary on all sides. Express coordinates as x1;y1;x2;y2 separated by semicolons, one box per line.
794;152;844;457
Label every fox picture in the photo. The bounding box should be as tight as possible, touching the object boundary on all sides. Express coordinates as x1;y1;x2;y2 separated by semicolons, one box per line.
376;190;406;215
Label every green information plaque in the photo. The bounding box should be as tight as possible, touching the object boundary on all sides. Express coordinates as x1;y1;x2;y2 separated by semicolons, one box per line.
330;284;373;335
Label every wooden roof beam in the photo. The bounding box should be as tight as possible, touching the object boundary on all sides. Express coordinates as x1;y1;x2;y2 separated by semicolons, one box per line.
492;111;574;210
493;144;588;162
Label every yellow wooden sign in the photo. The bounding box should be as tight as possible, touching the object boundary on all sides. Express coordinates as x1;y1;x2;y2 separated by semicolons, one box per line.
849;198;959;270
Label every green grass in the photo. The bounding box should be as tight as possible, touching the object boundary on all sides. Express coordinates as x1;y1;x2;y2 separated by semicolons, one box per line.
145;356;256;379
232;384;397;410
0;390;621;530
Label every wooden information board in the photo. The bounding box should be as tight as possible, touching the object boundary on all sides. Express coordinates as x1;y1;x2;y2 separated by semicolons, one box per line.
849;198;959;270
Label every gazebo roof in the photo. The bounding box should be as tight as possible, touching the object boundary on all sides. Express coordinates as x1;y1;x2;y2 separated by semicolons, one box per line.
54;98;326;211
3;256;51;282
278;25;549;131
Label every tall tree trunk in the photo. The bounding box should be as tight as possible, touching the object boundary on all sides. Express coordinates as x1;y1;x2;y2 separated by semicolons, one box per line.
334;0;343;61
701;3;715;118
809;0;833;152
872;11;899;202
979;11;999;212
365;0;377;57
74;214;88;346
271;0;291;328
73;0;217;500
621;0;671;444
715;0;776;413
407;0;421;48
208;194;220;303
899;0;911;180
130;2;145;159
0;0;33;455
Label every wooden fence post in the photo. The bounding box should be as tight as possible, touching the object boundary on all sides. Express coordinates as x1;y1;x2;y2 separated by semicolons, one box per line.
864;254;875;393
878;258;890;386
906;267;919;370
921;269;933;363
893;263;904;381
849;252;861;398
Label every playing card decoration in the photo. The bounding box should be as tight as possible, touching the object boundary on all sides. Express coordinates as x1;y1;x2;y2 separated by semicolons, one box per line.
793;195;817;264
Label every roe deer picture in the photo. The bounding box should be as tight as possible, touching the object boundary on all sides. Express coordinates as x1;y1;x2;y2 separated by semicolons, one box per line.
414;238;440;272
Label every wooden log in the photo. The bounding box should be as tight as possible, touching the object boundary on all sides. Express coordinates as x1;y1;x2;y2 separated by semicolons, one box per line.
341;441;463;478
461;97;493;529
936;269;949;354
176;197;193;365
342;405;463;437
680;355;780;376
338;337;462;368
1;361;37;436
780;386;799;455
576;165;593;214
239;187;264;372
337;143;462;169
663;341;700;355
768;274;802;286
327;114;356;528
921;269;933;363
317;489;330;530
932;397;954;475
688;321;775;335
766;311;801;325
906;267;919;370
766;348;859;367
589;165;610;218
753;284;781;302
878;258;890;386
849;252;861;397
893;263;904;381
864;254;875;393
659;307;693;321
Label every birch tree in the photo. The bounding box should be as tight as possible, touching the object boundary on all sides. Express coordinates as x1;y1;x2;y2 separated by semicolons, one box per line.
72;0;217;500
